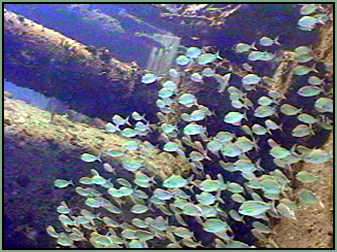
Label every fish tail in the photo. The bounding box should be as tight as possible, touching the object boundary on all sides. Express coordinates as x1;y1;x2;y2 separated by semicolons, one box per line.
126;116;132;126
216;51;223;60
274;35;281;46
251;42;258;50
243;112;248;121
312;64;319;73
279;123;284;132
97;153;103;163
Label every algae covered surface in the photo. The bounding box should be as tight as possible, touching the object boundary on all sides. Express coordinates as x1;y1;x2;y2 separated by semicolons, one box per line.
4;94;190;248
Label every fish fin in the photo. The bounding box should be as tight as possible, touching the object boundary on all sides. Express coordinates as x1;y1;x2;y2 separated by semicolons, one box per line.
126;116;132;126
273;111;280;120
253;139;260;151
216;51;223;60
274;35;281;46
251;42;258;50
203;150;212;161
243;112;248;121
290;144;298;154
310;127;315;135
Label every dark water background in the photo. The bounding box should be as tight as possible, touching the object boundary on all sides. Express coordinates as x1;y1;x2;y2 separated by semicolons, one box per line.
4;3;318;119
4;3;329;248
5;4;318;69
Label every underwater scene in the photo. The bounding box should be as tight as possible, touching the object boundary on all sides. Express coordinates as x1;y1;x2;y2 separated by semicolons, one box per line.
3;3;334;249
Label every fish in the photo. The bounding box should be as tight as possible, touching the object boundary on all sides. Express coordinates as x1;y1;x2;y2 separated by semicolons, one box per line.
197;51;222;65
297;86;322;97
178;93;197;107
300;4;319;15
297;16;319;30
242;62;254;72
254;105;276;118
259;36;280;47
292;124;313;137
186;47;202;59
158;87;174;99
54;179;73;188
141;73;158;84
248;51;275;61
224;111;246;126
176;55;191;66
202;67;215;77
280;104;302;116
215;73;231;93
190;72;203;82
131;111;146;121
103;163;115;174
183;123;206;136
46;226;59;239
189;109;207;121
242;73;261;85
314;97;333;113
292;64;318;76
234;42;257;53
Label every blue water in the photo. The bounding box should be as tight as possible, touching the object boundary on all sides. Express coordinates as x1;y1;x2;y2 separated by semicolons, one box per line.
4;80;58;110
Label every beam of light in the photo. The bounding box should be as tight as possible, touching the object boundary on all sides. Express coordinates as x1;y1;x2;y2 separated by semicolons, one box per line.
153;48;164;73
146;33;181;74
146;47;159;70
